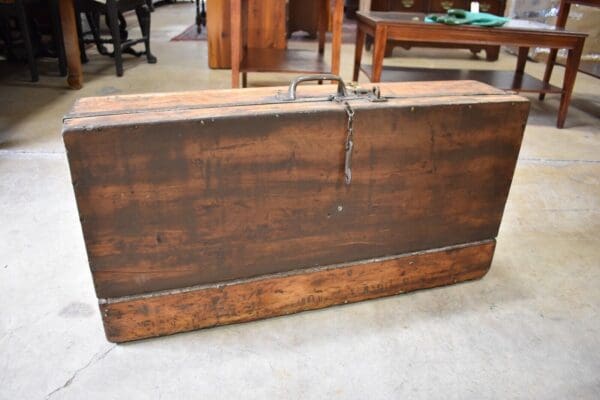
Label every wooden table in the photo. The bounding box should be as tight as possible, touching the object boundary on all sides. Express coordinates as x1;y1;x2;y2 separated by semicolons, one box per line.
540;0;600;100
230;0;344;88
353;11;588;128
58;0;83;89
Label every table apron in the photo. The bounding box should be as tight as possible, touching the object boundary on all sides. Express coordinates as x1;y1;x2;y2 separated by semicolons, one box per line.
384;26;585;50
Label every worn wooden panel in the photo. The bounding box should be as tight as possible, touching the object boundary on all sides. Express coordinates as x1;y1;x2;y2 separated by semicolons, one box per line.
207;0;231;69
64;86;528;298
100;240;495;342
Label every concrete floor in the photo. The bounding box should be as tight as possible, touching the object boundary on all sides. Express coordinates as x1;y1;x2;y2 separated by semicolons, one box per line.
1;3;599;399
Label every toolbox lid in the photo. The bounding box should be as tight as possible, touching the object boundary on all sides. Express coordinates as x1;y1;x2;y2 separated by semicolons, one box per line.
64;80;514;121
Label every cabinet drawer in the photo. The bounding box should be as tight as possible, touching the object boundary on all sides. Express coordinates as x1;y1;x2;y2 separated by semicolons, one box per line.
478;0;505;16
389;0;428;12
429;0;470;12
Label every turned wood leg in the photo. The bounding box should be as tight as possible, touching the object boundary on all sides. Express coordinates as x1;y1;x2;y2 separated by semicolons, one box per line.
353;26;365;82
557;41;583;129
135;5;157;64
58;0;82;89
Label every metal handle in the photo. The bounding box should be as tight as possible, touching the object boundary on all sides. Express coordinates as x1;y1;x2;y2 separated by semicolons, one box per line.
401;0;414;8
441;1;454;10
287;74;348;100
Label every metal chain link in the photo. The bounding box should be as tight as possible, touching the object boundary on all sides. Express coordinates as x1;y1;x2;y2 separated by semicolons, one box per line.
343;101;355;185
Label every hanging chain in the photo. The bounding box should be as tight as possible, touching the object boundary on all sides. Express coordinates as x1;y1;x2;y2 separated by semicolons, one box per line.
343;101;355;185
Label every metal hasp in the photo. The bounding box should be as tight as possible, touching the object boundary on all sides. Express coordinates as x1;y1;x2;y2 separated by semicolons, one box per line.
286;75;386;185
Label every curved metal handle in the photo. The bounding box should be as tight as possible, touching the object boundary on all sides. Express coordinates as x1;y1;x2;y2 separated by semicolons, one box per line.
287;74;348;100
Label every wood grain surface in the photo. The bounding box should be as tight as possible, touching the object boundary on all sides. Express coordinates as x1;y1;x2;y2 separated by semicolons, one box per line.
100;240;495;342
64;81;528;298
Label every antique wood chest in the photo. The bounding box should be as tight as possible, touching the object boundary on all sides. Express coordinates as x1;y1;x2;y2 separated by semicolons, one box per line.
63;76;529;342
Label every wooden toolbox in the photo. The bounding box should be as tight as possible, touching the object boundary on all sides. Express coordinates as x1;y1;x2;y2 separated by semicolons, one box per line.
63;76;529;342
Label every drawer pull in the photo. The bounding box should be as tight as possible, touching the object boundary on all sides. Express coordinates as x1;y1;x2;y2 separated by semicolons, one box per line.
480;2;491;12
441;1;454;10
401;0;414;8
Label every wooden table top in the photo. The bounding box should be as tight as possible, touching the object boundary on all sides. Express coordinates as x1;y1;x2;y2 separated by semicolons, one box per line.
356;11;588;37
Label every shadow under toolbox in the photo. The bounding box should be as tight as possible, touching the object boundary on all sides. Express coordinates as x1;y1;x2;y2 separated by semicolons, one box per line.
63;76;529;342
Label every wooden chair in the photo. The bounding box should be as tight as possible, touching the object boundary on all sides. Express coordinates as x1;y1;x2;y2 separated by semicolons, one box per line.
0;0;67;81
76;0;156;77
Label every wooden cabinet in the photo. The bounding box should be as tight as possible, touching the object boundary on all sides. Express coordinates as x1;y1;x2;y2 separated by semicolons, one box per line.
428;0;470;12
367;0;507;61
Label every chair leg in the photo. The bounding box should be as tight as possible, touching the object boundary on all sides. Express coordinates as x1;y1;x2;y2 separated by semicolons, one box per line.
85;12;109;55
74;8;89;63
49;0;67;76
135;5;156;64
15;0;38;81
106;3;123;76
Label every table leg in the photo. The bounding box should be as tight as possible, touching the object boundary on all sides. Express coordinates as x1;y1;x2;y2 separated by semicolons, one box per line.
230;0;241;88
516;46;528;75
59;0;83;89
330;0;343;75
557;40;583;129
317;0;327;55
353;24;365;82
371;25;386;83
540;0;571;101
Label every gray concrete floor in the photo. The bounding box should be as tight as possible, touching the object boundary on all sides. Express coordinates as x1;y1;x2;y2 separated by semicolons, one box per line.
1;3;599;399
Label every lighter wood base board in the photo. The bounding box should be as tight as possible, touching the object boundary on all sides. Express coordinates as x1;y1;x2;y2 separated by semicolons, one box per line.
100;240;496;342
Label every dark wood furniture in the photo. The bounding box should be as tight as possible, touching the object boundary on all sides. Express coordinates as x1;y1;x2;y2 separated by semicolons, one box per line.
353;11;587;128
0;0;67;81
367;0;506;61
0;0;39;81
540;0;600;100
76;0;156;77
229;0;343;87
63;78;529;342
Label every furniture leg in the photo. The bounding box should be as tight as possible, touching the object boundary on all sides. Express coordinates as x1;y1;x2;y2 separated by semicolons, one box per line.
196;0;201;33
540;48;558;100
330;0;343;75
485;45;500;61
135;5;157;63
74;6;88;62
516;46;528;74
317;0;326;55
371;25;386;82
85;12;109;55
557;40;583;129
106;2;123;76
230;0;241;87
15;0;38;82
353;25;365;82
50;0;67;76
241;71;247;87
541;0;571;100
59;0;83;88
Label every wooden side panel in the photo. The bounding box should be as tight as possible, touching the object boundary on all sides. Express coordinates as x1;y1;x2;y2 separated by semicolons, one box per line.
207;0;231;69
64;99;528;298
246;0;287;50
100;240;495;343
